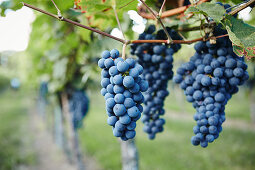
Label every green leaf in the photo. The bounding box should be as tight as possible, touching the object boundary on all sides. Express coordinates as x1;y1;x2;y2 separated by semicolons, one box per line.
233;45;245;57
233;45;255;60
225;15;255;47
185;2;226;23
244;47;255;60
185;6;200;13
226;26;243;47
225;15;255;59
76;0;138;13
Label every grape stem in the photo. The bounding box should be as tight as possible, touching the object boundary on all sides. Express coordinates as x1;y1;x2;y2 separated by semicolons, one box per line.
139;0;173;43
122;43;127;60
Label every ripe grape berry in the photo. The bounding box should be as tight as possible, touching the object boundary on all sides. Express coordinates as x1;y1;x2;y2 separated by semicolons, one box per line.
130;25;182;139
69;90;89;129
98;49;149;140
173;26;249;148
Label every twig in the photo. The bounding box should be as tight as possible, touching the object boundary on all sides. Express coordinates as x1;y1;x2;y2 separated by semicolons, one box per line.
138;0;210;19
139;0;158;17
139;0;173;43
119;0;136;9
50;0;62;18
130;34;228;44
177;31;187;40
113;6;126;40
22;2;126;44
158;0;166;16
50;0;60;12
229;0;255;15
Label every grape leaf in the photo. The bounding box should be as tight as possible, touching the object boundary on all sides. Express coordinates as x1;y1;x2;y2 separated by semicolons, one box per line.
233;45;245;57
226;15;255;47
74;0;138;29
74;0;138;13
225;15;255;59
233;45;255;60
185;2;226;23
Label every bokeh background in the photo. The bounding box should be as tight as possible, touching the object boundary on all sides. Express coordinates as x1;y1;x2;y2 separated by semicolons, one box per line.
0;0;255;170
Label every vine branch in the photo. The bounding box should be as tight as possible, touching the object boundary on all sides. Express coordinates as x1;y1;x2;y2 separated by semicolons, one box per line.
130;34;229;44
229;0;255;15
22;2;126;44
139;0;173;43
22;2;228;45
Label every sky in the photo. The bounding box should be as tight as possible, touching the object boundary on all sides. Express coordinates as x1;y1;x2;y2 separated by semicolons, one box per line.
0;6;35;52
0;1;252;52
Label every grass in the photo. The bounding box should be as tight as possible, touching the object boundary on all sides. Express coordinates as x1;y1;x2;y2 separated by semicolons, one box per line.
79;90;255;170
0;72;253;170
0;88;36;170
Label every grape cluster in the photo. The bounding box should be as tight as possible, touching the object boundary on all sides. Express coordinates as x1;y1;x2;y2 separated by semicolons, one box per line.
98;49;149;141
10;78;21;90
130;25;182;139
39;82;48;99
69;90;89;129
173;28;249;147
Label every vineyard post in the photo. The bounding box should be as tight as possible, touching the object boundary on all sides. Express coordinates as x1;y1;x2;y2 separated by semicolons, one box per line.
53;102;65;150
56;94;74;163
249;89;255;124
61;92;85;170
120;139;139;170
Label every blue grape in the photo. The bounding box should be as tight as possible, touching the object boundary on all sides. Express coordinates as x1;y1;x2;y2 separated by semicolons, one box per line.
102;50;111;59
123;76;135;88
98;49;148;140
114;93;125;104
113;104;126;116
119;114;131;125
173;25;249;147
107;116;118;126
124;98;135;108
110;49;119;59
125;130;136;139
104;58;114;68
127;106;140;118
131;25;182;139
101;88;107;96
113;75;123;85
101;78;110;88
109;66;119;76
106;84;114;94
127;121;136;130
126;58;136;68
68;90;89;129
117;61;129;72
98;58;106;69
106;98;115;108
